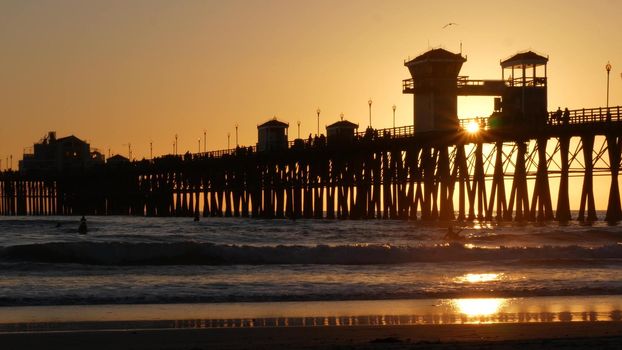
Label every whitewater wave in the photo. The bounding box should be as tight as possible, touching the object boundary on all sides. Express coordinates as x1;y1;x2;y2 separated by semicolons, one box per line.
2;242;622;266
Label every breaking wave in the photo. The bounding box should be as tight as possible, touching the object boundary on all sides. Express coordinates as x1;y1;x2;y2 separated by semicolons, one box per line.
2;242;622;266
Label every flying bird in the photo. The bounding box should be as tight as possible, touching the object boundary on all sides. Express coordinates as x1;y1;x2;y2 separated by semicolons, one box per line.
443;22;458;29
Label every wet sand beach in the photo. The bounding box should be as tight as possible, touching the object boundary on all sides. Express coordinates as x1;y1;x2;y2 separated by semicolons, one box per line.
2;322;622;349
2;297;622;349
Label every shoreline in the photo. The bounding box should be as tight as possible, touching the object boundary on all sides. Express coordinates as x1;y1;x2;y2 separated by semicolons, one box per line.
2;323;622;349
1;295;622;332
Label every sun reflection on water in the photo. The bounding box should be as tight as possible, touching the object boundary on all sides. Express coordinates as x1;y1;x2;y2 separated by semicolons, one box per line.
455;273;503;283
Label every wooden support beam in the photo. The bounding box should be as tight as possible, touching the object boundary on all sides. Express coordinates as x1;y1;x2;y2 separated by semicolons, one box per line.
530;137;554;221
437;146;453;220
605;135;622;222
578;135;597;222
555;136;572;221
508;141;529;221
487;141;508;221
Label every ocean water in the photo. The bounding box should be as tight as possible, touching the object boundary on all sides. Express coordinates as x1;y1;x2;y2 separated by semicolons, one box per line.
1;214;622;308
0;213;622;307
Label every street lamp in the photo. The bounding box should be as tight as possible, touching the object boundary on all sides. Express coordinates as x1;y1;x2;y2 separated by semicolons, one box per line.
198;138;201;153
606;62;612;111
150;141;153;159
227;132;231;149
340;112;344;121
297;121;301;139
368;98;373;128
235;123;239;147
392;104;397;129
203;129;206;153
174;134;178;155
316;108;321;136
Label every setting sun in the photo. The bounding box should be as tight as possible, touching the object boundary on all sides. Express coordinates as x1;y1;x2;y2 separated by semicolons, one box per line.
465;121;480;134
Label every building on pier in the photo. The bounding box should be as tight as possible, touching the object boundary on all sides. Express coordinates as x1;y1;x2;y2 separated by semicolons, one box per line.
404;48;466;132
403;48;548;133
257;118;289;152
19;131;104;174
326;119;358;145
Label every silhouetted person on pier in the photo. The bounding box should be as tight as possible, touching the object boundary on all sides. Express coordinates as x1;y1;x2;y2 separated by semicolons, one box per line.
78;216;88;234
555;107;563;124
563;108;570;124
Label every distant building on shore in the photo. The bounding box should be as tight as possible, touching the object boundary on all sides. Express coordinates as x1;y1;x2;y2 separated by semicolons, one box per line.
19;131;104;174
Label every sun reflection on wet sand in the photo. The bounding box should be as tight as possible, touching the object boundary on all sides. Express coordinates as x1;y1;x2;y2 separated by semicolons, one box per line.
452;298;507;317
0;296;620;332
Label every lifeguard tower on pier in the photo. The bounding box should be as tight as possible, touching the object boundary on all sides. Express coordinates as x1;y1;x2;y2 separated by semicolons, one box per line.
403;49;466;132
403;48;549;132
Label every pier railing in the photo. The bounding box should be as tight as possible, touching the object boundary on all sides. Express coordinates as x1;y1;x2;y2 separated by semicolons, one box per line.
186;105;622;161
548;106;622;125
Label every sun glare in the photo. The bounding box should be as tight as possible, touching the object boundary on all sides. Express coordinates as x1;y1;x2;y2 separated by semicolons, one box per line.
465;121;480;134
453;298;506;317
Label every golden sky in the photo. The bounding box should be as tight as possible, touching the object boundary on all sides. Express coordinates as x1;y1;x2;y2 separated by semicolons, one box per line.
1;0;621;208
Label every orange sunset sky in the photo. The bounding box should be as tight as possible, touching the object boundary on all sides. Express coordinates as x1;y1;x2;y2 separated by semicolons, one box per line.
1;1;621;165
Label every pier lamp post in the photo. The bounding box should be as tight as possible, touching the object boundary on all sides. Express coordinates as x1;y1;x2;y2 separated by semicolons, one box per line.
392;104;396;129
150;141;153;159
203;129;206;153
174;134;178;155
316;108;321;136
227;132;231;150
235;123;239;147
297;121;301;139
368;99;373;128
198;139;201;153
606;62;612;111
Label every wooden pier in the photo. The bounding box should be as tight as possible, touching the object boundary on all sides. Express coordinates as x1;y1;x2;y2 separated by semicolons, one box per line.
1;106;622;222
2;48;622;222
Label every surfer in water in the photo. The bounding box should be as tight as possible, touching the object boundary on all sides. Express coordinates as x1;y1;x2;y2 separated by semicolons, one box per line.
78;216;88;234
444;224;464;241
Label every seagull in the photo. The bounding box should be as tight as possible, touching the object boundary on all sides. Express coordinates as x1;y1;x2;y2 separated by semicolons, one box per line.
443;22;458;29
